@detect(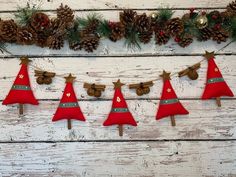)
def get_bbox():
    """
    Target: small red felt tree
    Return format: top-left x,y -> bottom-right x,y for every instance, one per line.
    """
2,56 -> 38,115
156,71 -> 189,126
103,79 -> 137,136
52,74 -> 85,129
202,51 -> 234,107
